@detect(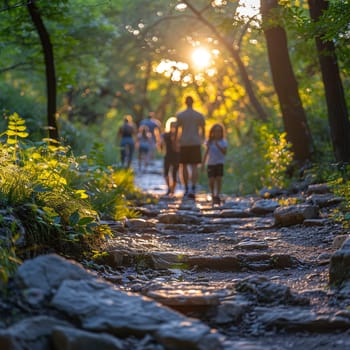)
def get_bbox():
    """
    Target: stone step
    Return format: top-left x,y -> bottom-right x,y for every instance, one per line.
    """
103,249 -> 300,272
